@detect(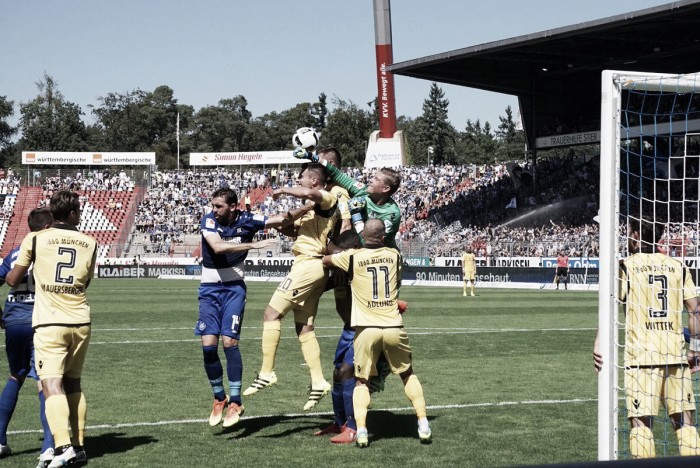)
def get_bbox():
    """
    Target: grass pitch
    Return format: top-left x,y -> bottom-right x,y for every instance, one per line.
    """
2,281 -> 600,467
